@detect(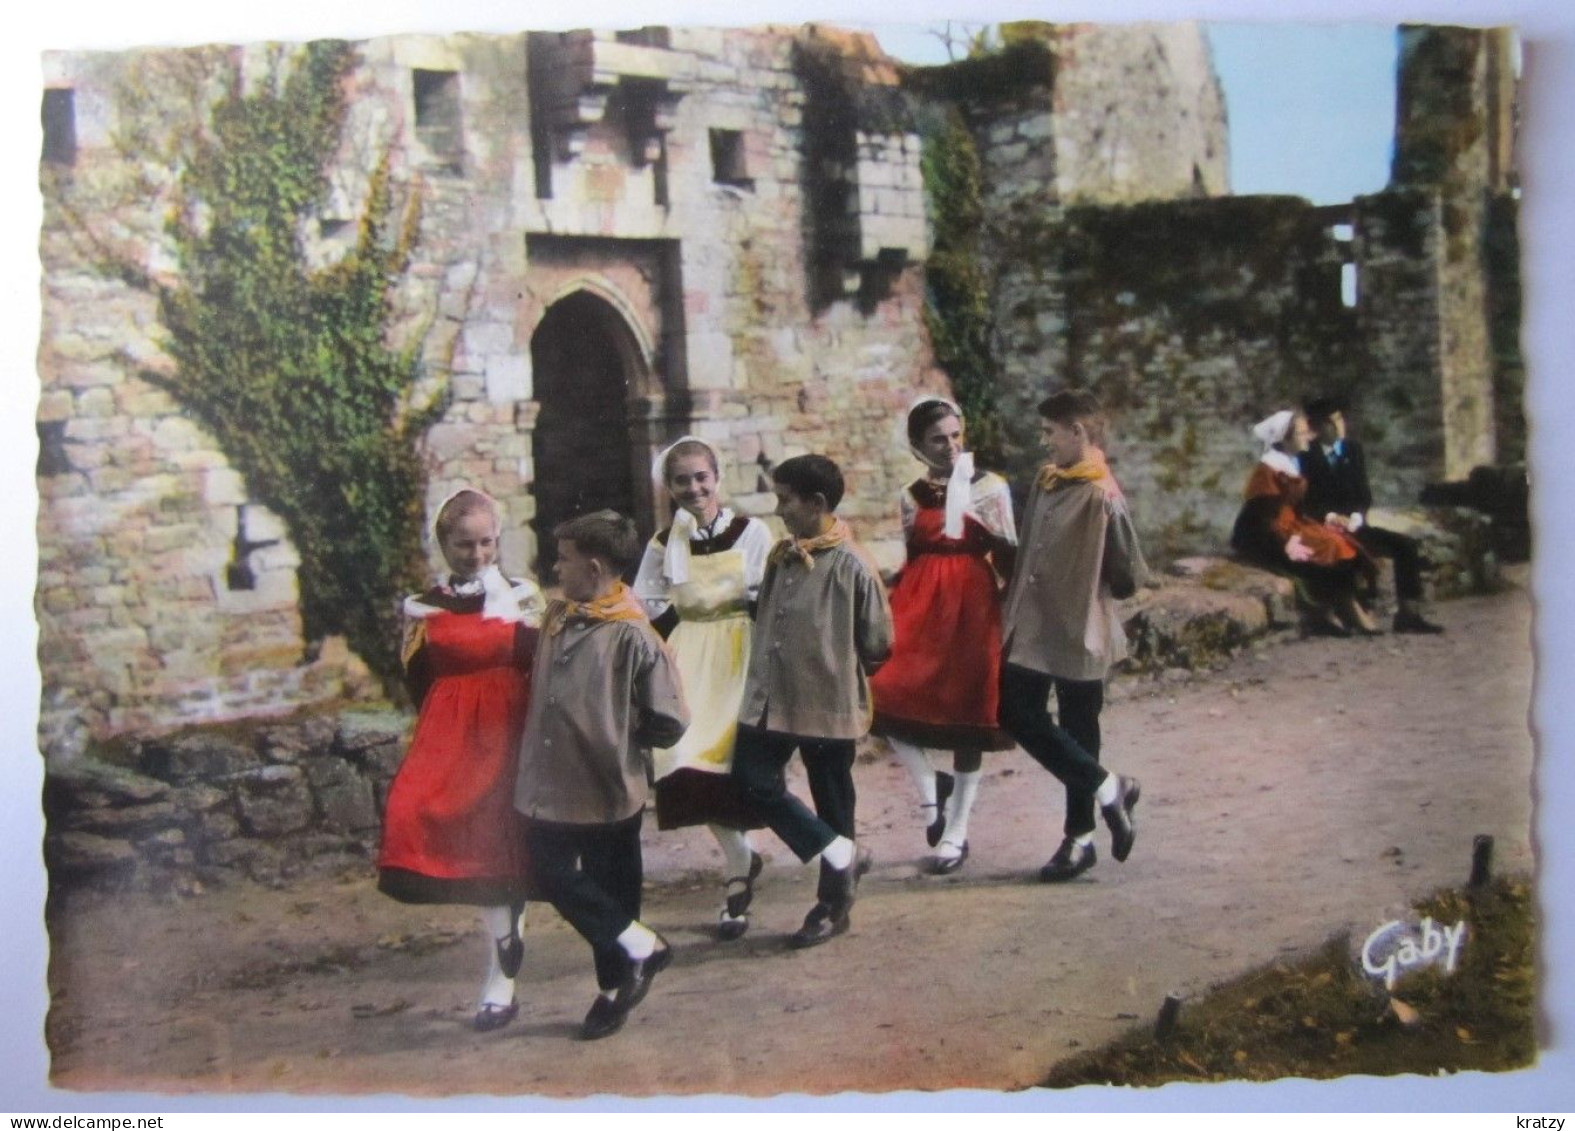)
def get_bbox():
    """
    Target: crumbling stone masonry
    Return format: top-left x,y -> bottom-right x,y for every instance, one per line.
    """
38,25 -> 937,758
35,21 -> 1520,764
923,23 -> 1521,560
